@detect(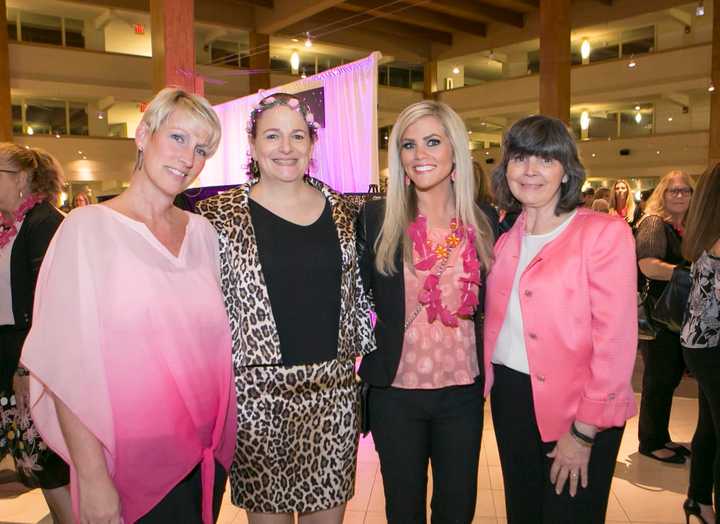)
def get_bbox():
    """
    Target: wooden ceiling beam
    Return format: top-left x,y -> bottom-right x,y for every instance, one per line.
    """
339,0 -> 486,37
422,0 -> 525,28
254,0 -> 347,34
284,7 -> 453,45
222,0 -> 273,7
